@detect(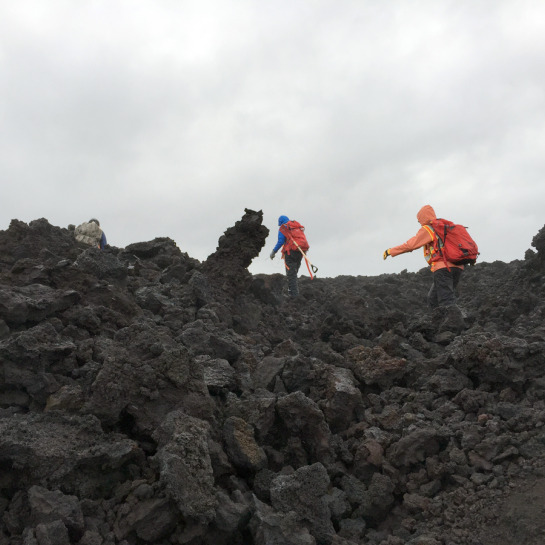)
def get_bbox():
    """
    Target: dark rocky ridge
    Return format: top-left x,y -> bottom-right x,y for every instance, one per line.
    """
1,209 -> 545,545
